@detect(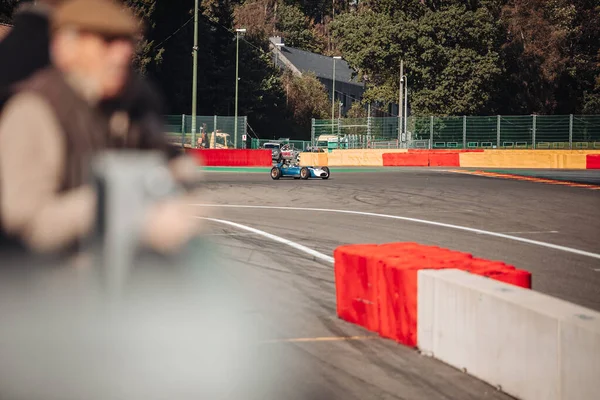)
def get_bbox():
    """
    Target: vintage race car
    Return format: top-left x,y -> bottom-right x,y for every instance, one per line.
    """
270,163 -> 330,180
278,143 -> 300,163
